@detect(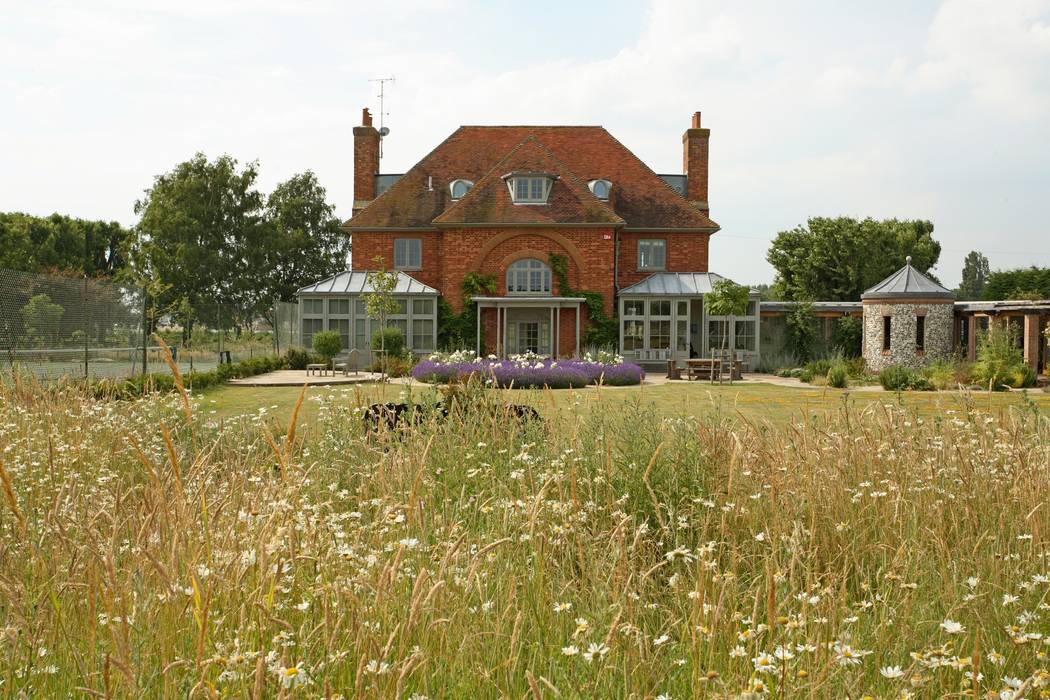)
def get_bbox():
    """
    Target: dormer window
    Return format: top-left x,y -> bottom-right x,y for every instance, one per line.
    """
504,173 -> 554,204
588,179 -> 611,200
450,179 -> 473,200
